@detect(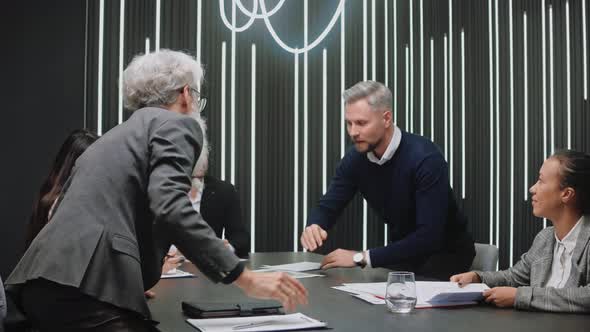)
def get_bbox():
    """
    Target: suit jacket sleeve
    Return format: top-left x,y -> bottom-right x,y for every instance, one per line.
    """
147,115 -> 240,283
476,229 -> 590,313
